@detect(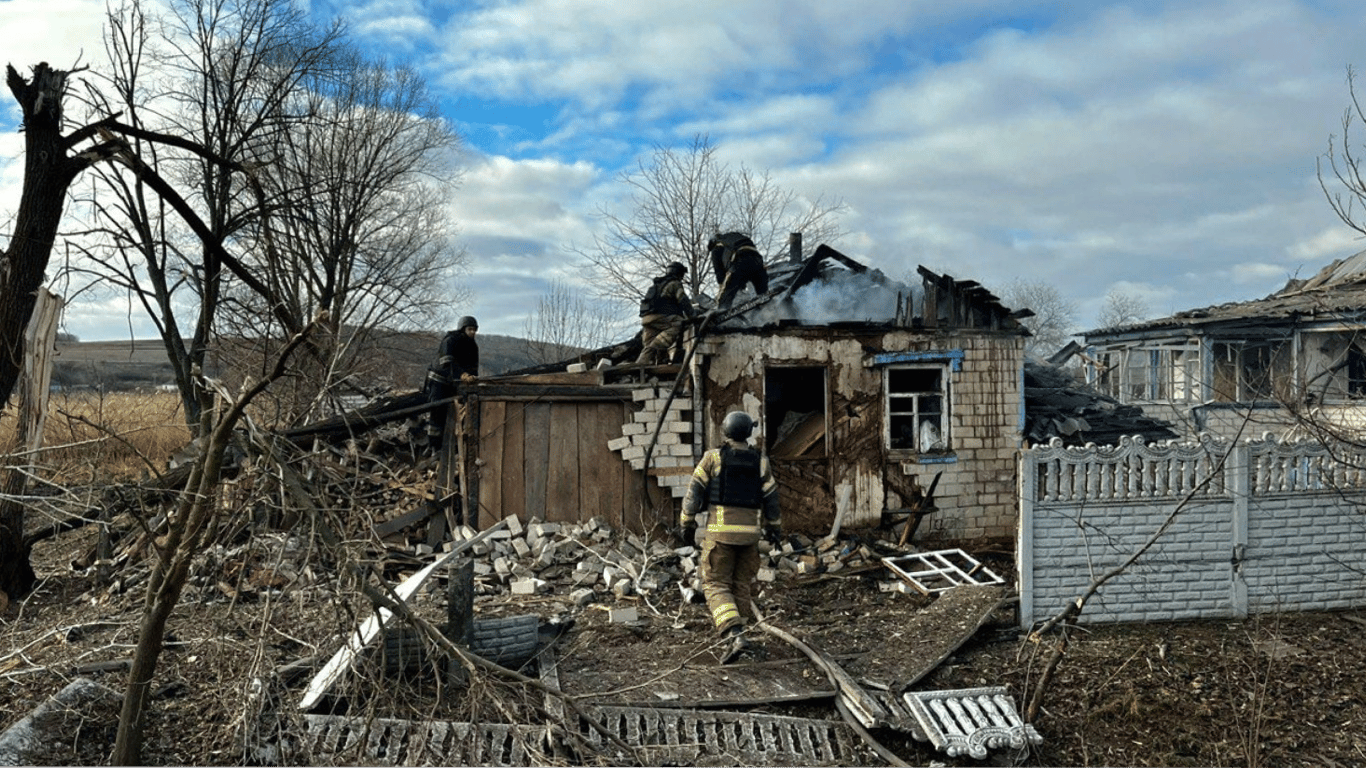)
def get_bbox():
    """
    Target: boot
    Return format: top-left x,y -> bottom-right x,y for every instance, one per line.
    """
718,625 -> 751,665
